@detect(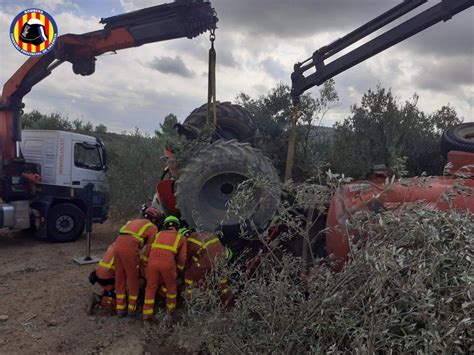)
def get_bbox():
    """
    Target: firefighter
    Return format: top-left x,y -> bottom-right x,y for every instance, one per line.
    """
114,207 -> 161,317
143,216 -> 187,320
88,242 -> 117,311
183,230 -> 234,307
